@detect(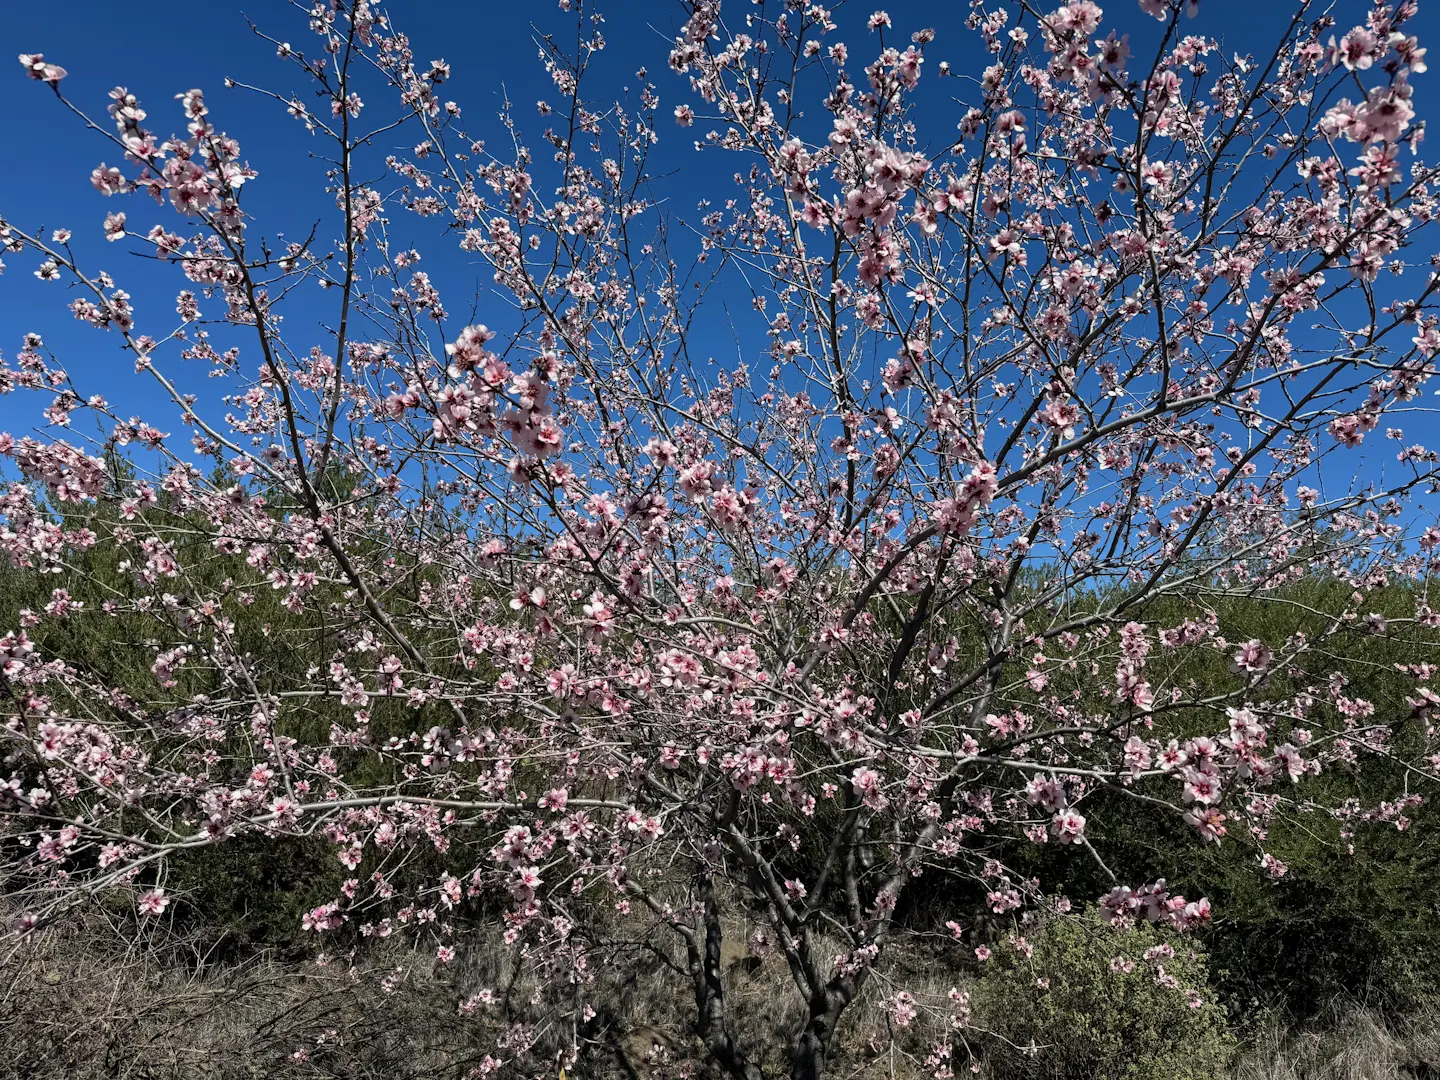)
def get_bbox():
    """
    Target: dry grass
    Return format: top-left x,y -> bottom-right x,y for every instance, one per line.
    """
1,909 -> 512,1080
1228,1002 -> 1440,1080
0,904 -> 967,1080
8,907 -> 1440,1080
552,912 -> 967,1079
